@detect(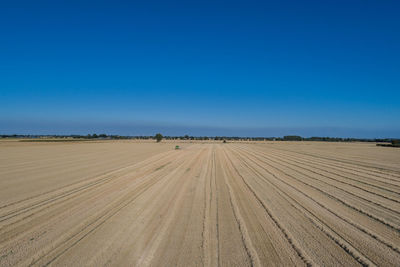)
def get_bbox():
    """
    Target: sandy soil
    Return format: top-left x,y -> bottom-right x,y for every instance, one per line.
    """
0,140 -> 399,266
